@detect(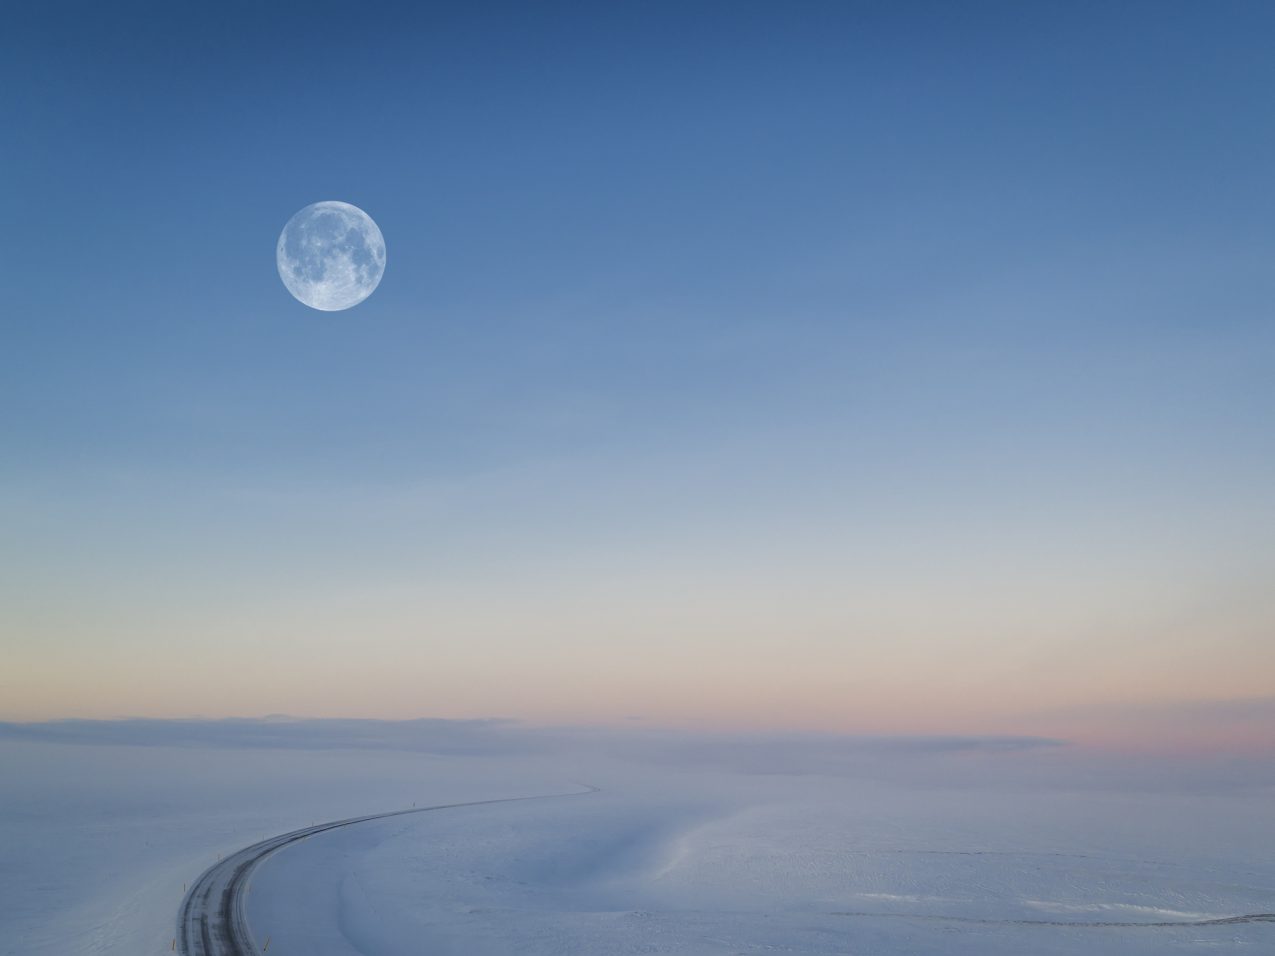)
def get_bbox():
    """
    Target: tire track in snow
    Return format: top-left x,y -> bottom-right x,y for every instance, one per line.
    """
176,784 -> 599,955
829,909 -> 1275,928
